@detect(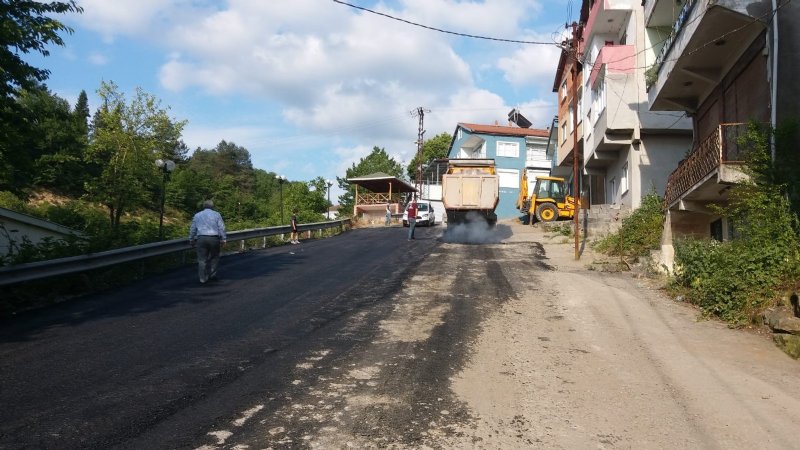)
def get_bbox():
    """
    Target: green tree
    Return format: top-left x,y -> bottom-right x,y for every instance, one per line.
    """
84,81 -> 186,231
0,1 -> 83,192
29,88 -> 91,195
406,132 -> 452,180
337,146 -> 403,217
73,89 -> 90,136
175,141 -> 255,215
285,177 -> 329,223
0,1 -> 82,104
